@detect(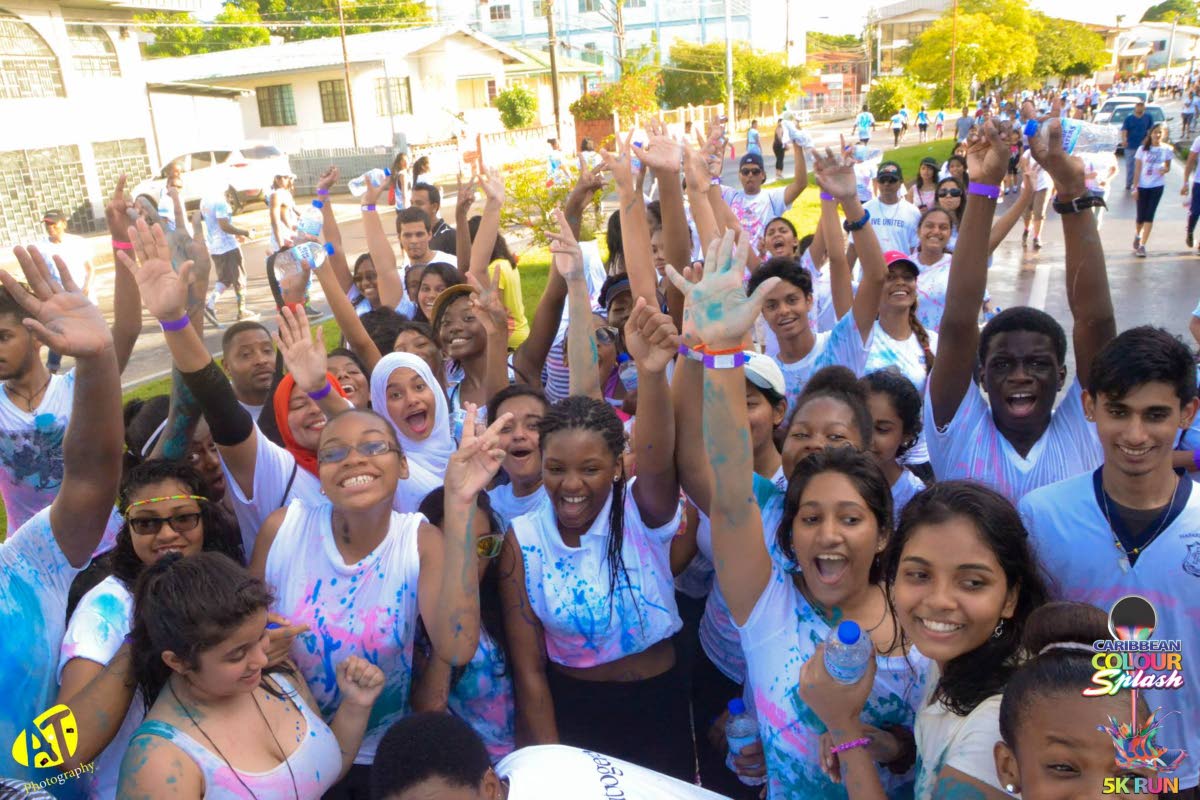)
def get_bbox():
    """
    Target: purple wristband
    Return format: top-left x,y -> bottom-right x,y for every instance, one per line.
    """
967,183 -> 1001,199
316,188 -> 330,196
159,314 -> 190,332
820,191 -> 836,201
1193,450 -> 1200,472
307,381 -> 333,401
